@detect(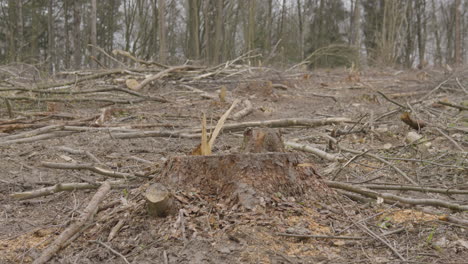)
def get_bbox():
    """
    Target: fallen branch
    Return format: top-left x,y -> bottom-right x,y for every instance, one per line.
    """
360,184 -> 468,195
0,131 -> 77,145
307,92 -> 338,102
285,141 -> 344,162
435,127 -> 464,152
339,146 -> 417,185
377,91 -> 408,109
4,96 -> 167,104
41,162 -> 138,179
180,84 -> 218,100
112,117 -> 352,139
455,77 -> 467,94
418,78 -> 450,102
1,124 -> 64,141
358,223 -> 406,261
437,100 -> 468,111
32,181 -> 111,264
276,233 -> 363,240
326,181 -> 468,211
36,69 -> 129,90
214,117 -> 353,133
134,65 -> 200,90
91,240 -> 130,264
10,180 -> 127,200
231,99 -> 253,120
56,146 -> 103,164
